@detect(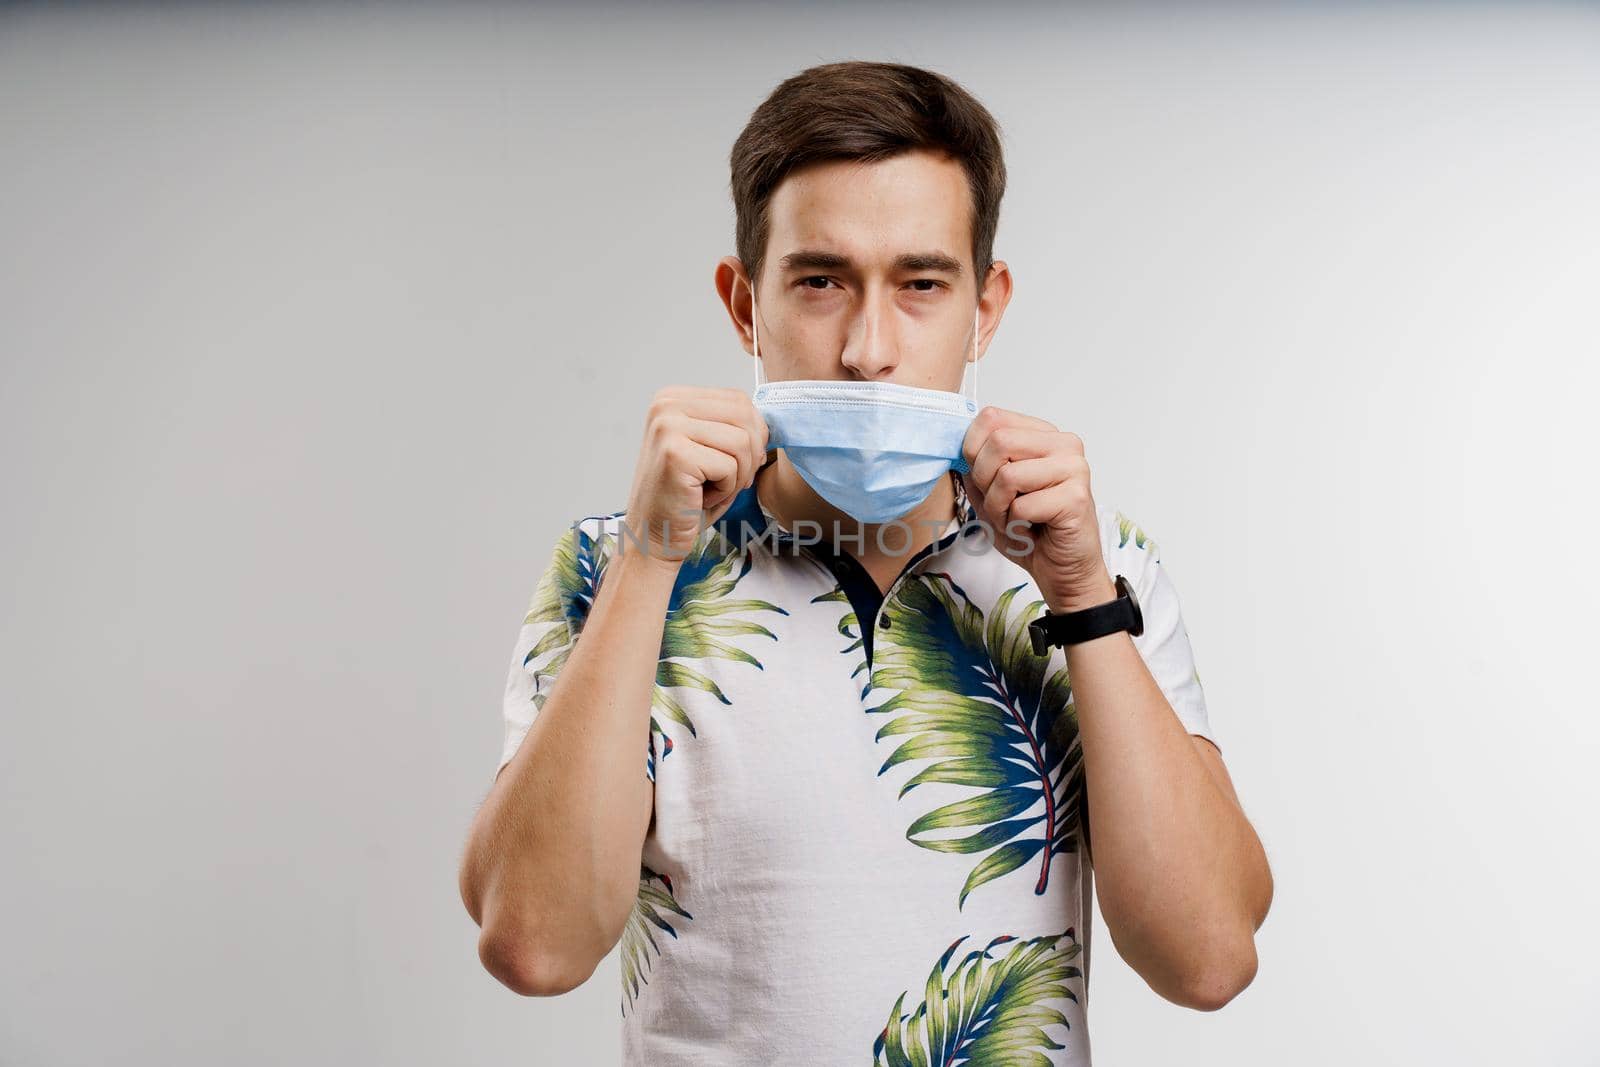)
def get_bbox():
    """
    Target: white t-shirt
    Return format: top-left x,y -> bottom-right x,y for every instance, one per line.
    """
497,467 -> 1216,1064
